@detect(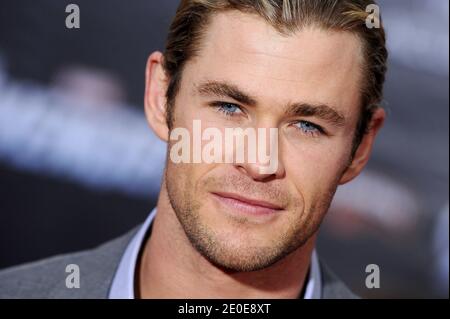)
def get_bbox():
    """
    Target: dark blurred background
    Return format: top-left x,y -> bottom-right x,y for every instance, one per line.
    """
0,0 -> 448,298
